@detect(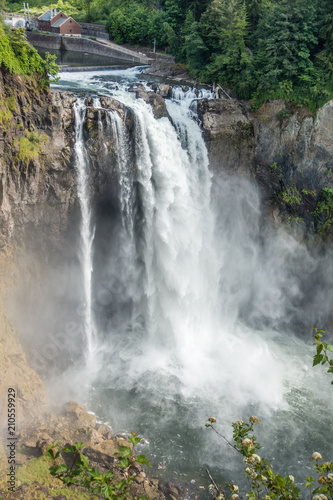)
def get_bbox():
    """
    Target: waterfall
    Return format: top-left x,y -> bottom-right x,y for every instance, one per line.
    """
105,110 -> 134,232
61,75 -> 333,492
129,91 -> 222,377
73,99 -> 96,357
88,87 -> 287,405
